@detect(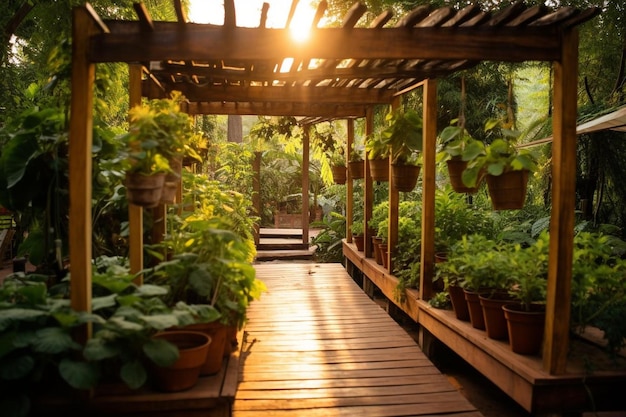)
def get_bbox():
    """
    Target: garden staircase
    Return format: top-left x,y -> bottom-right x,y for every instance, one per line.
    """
255,228 -> 317,262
